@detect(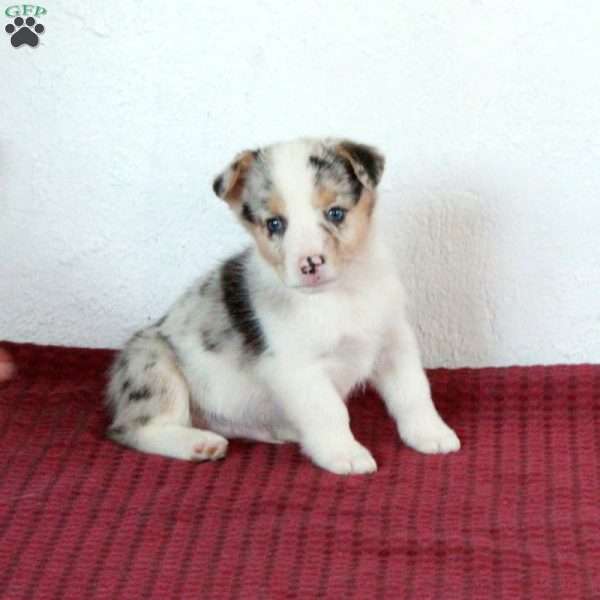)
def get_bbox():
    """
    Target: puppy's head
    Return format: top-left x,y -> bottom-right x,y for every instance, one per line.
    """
213,138 -> 385,291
